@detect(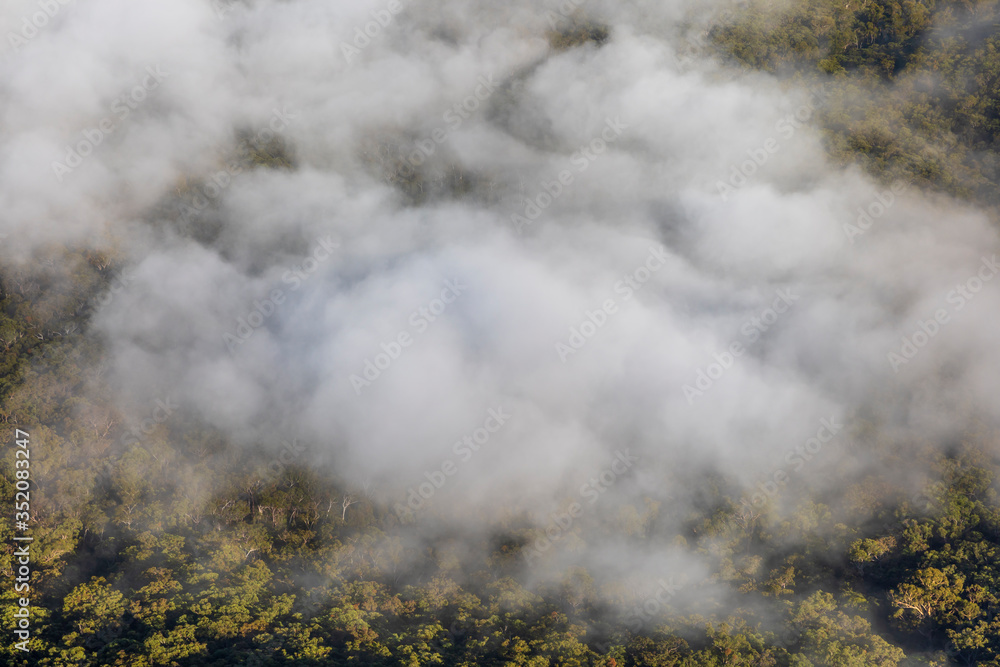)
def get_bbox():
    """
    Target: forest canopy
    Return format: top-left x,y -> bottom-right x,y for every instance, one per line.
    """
4,0 -> 1000,665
